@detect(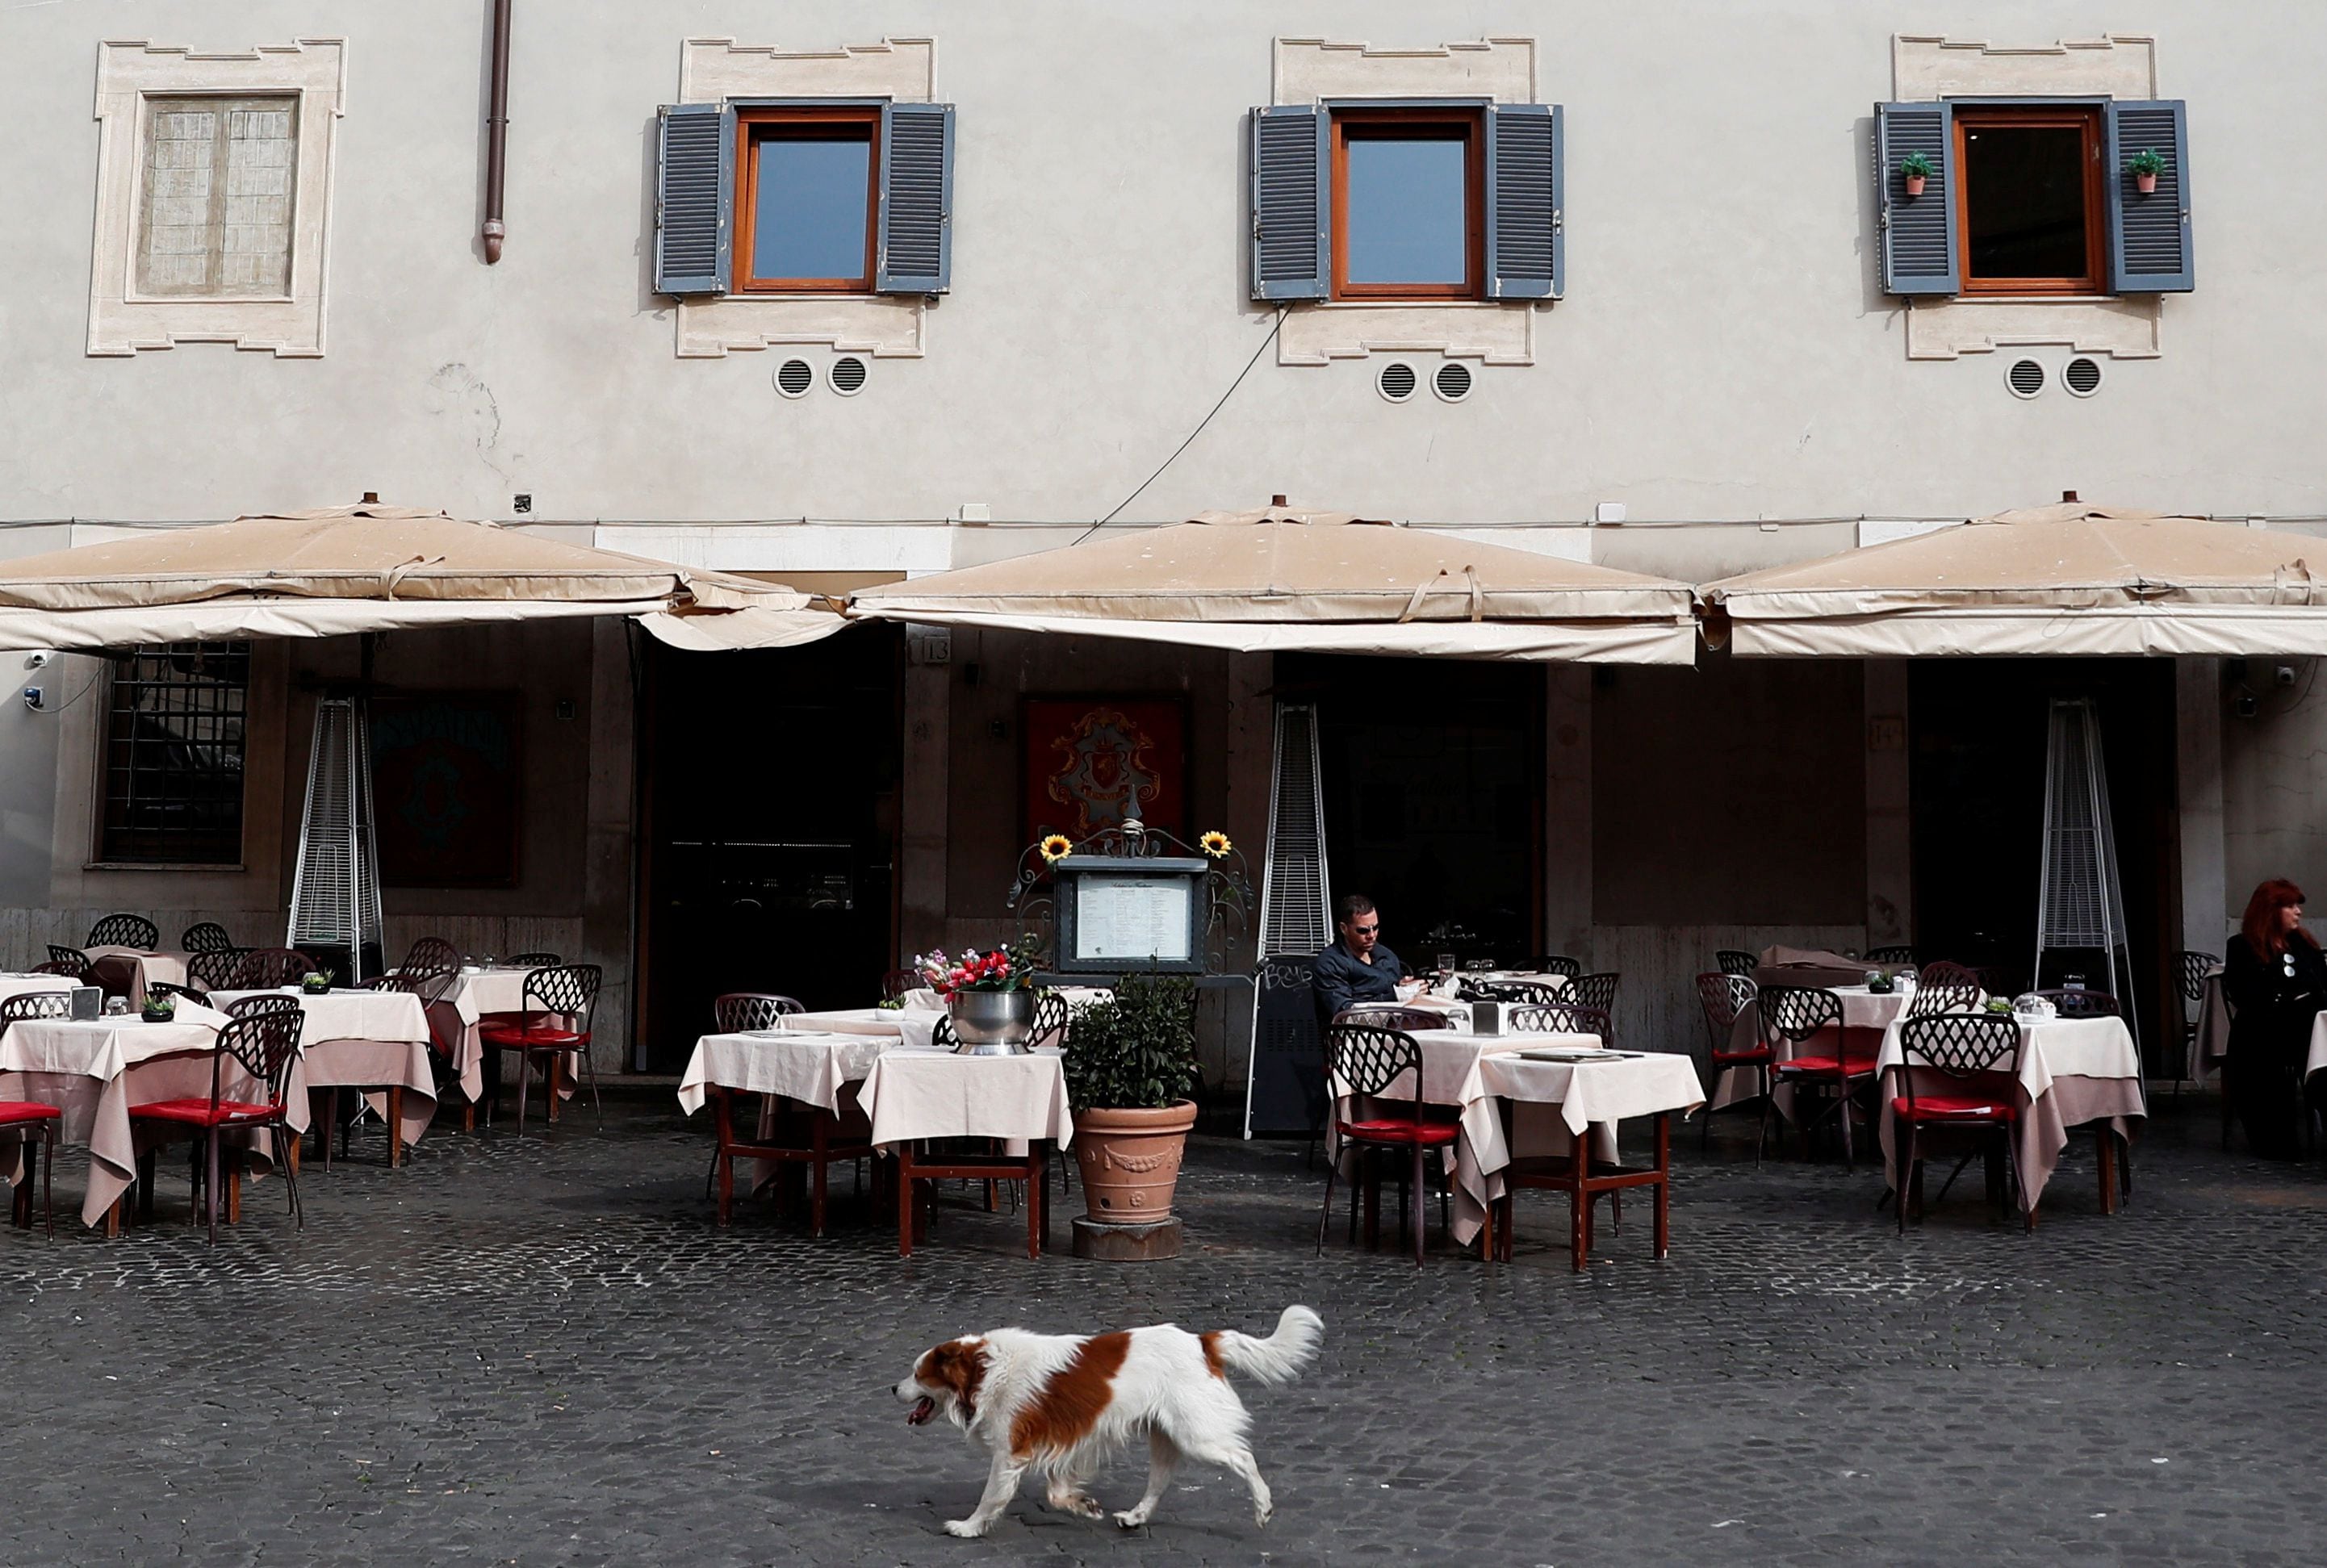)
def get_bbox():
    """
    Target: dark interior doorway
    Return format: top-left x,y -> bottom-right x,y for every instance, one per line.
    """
1279,654 -> 1542,968
636,625 -> 902,1072
1910,659 -> 2180,1068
